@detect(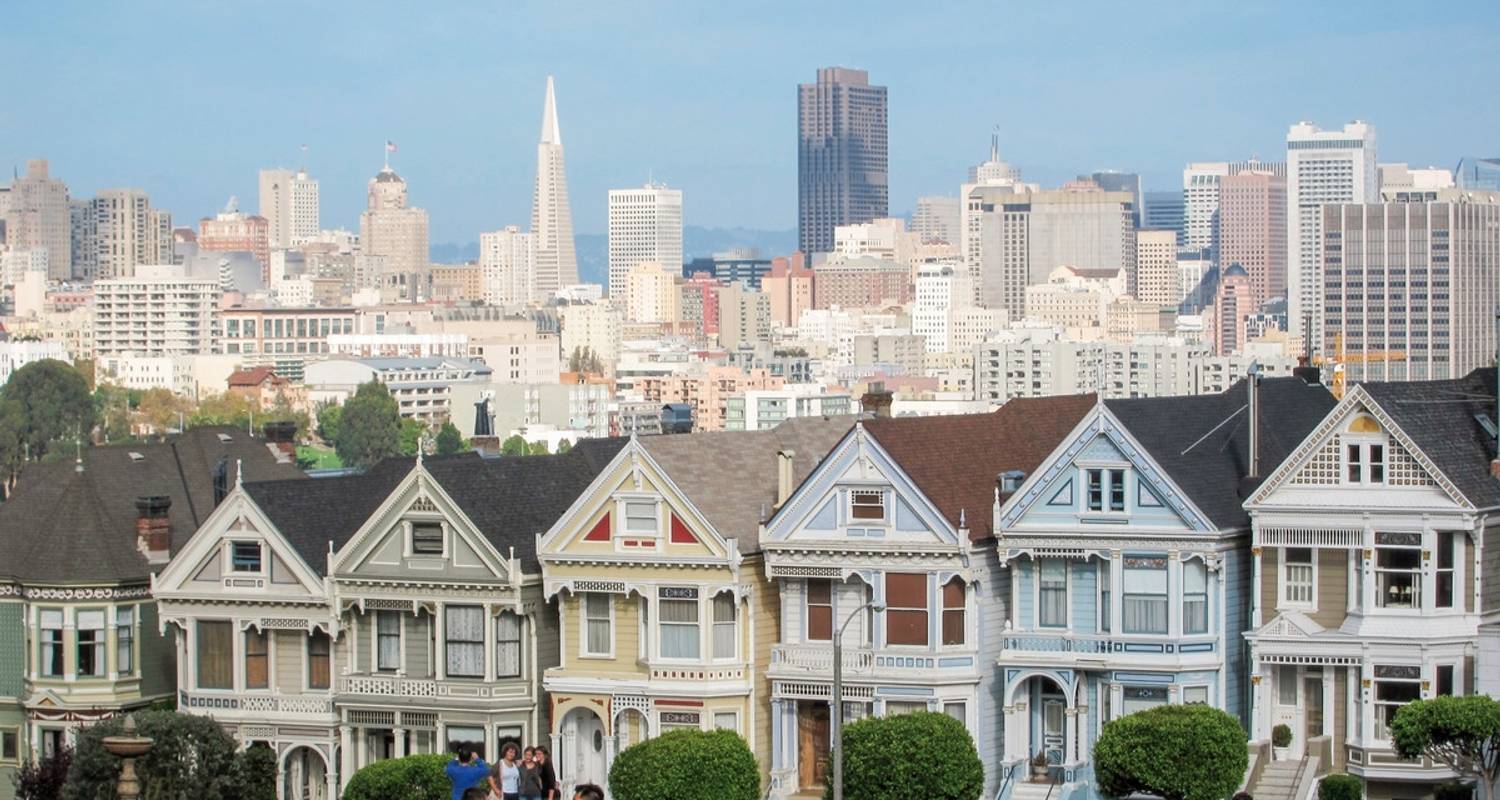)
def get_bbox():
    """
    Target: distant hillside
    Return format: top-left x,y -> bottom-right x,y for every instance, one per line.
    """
430,226 -> 796,285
